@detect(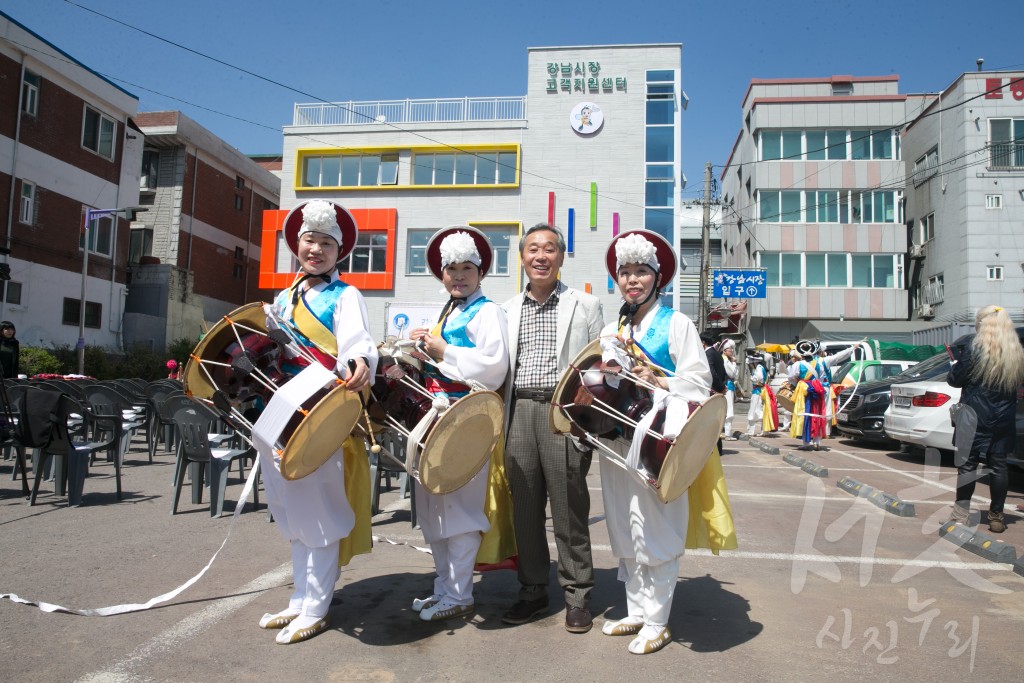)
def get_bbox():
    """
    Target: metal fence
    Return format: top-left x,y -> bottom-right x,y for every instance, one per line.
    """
293,97 -> 528,127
